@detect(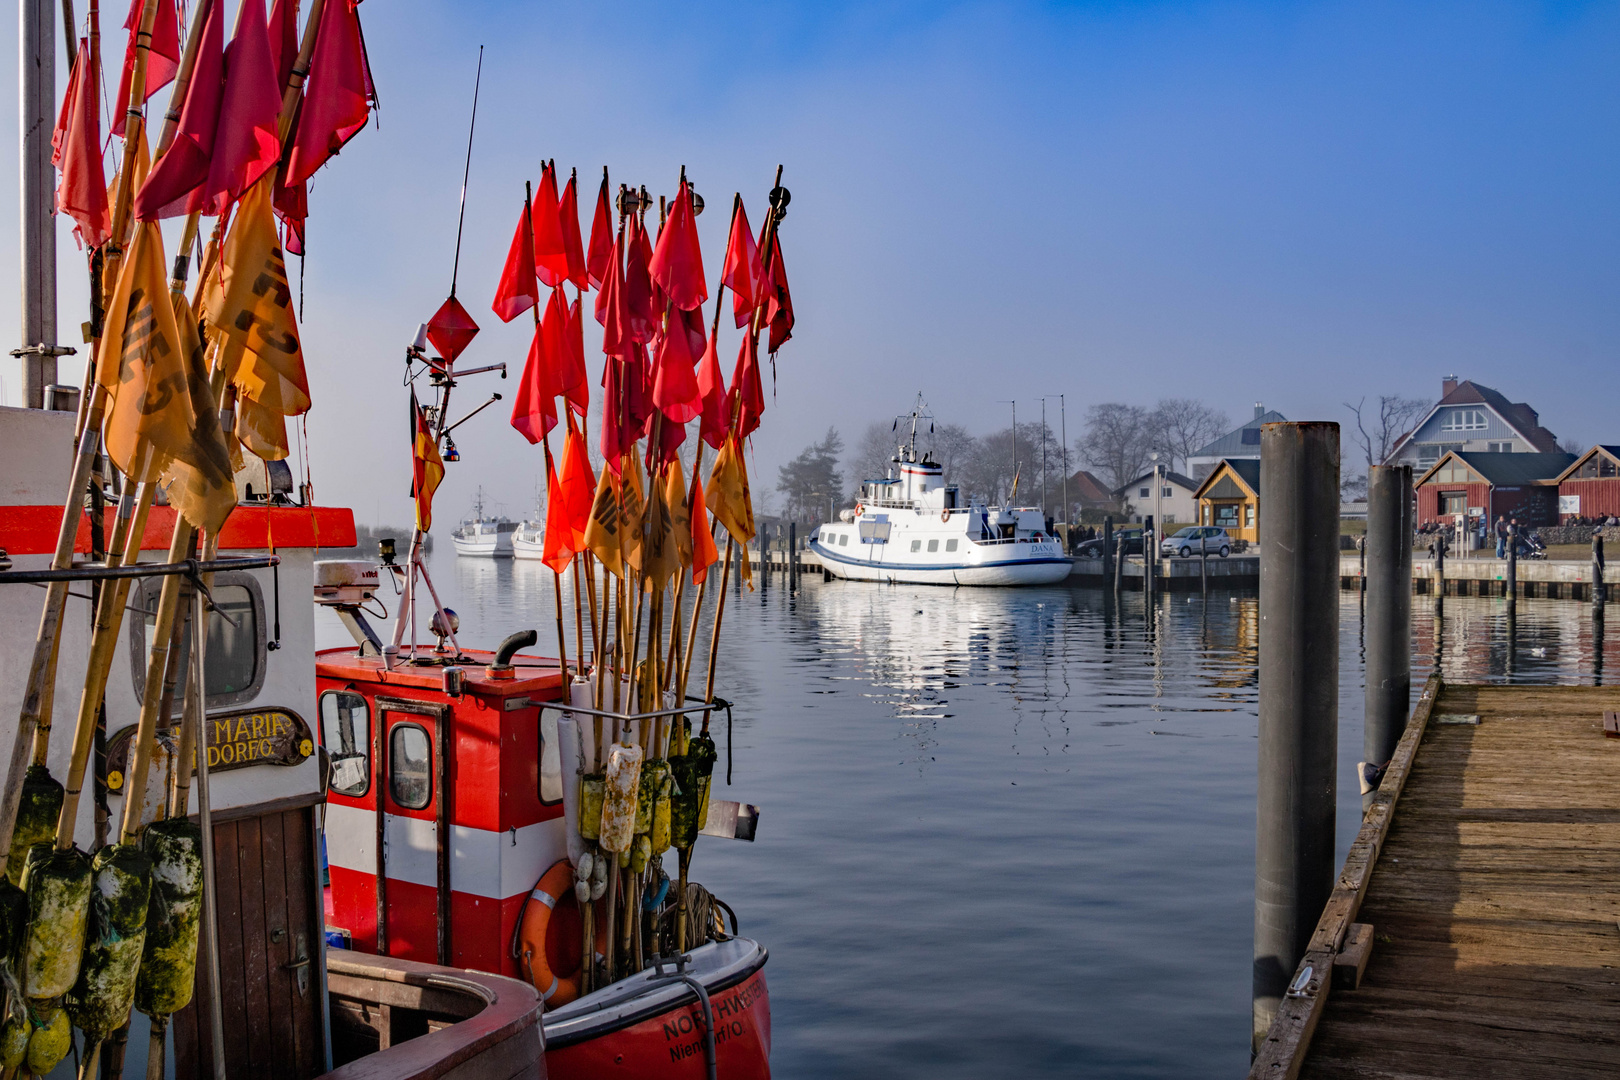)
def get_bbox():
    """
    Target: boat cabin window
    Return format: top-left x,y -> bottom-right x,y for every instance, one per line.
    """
320,691 -> 371,797
538,710 -> 562,805
946,539 -> 958,552
131,573 -> 265,713
839,533 -> 849,547
389,724 -> 433,810
927,539 -> 939,552
859,521 -> 891,544
910,540 -> 922,552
